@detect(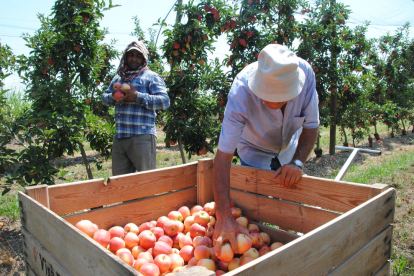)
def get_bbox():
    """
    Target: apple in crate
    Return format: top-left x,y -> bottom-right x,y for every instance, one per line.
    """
139,262 -> 160,276
75,220 -> 97,237
93,229 -> 110,248
108,226 -> 125,239
154,254 -> 171,274
133,257 -> 149,271
217,243 -> 234,263
124,222 -> 139,234
197,258 -> 216,271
